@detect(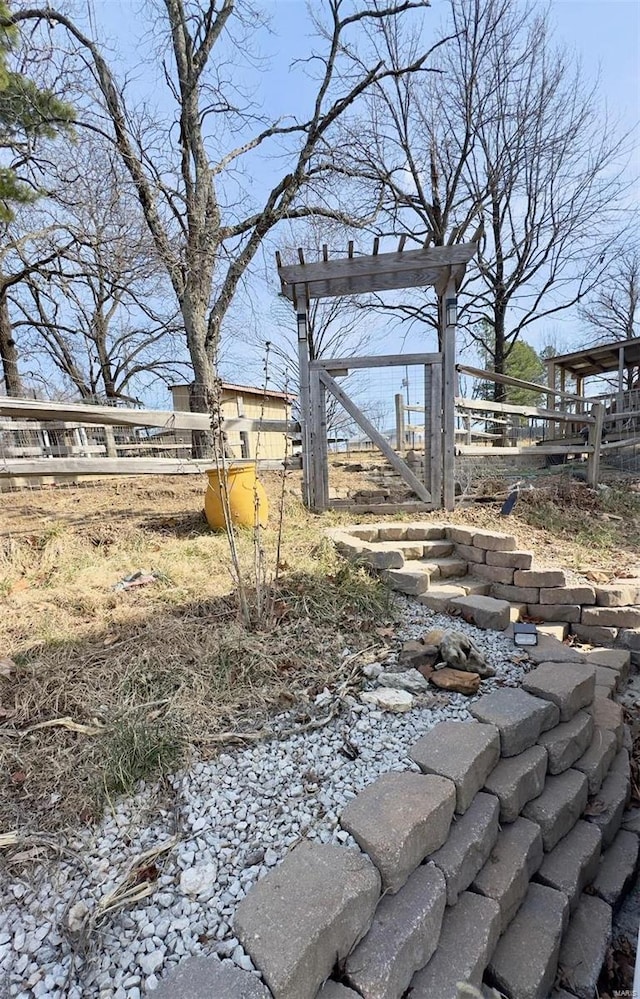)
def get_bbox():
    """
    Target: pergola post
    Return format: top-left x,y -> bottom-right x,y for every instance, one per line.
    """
442,278 -> 457,512
296,303 -> 313,508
